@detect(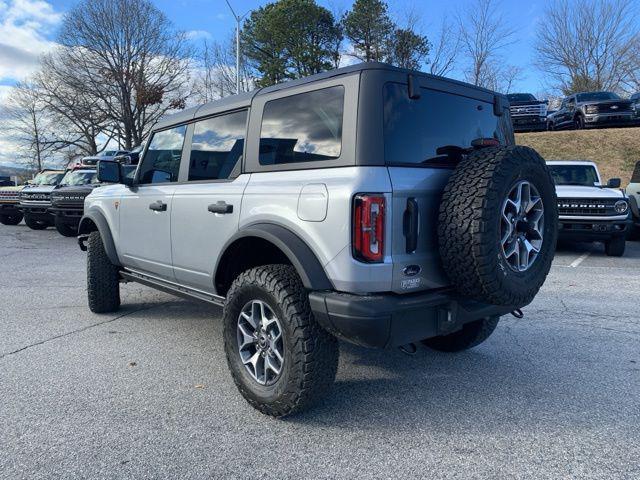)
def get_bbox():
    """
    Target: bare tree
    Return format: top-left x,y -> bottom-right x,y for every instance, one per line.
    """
458,0 -> 516,88
429,16 -> 461,77
57,0 -> 191,149
193,37 -> 253,102
34,53 -> 110,155
2,82 -> 55,171
535,0 -> 638,95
